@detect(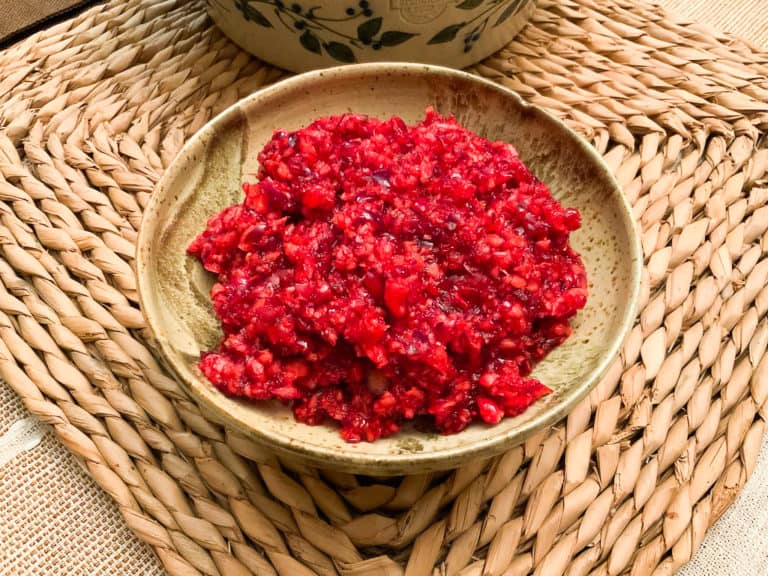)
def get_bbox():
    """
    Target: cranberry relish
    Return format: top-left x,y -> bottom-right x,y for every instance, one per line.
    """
188,109 -> 587,443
